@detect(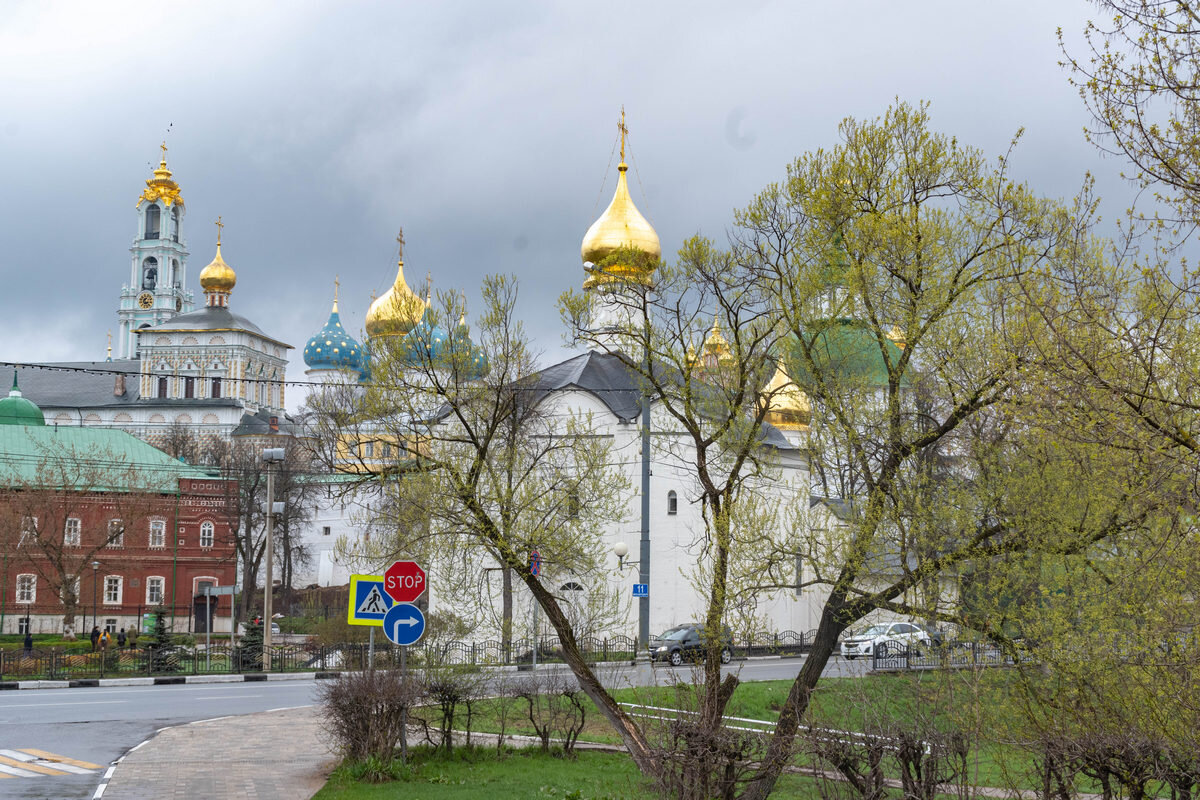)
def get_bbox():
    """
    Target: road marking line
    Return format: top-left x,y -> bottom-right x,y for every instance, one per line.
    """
0,763 -> 42,778
13,748 -> 103,769
104,766 -> 115,779
0,755 -> 71,775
